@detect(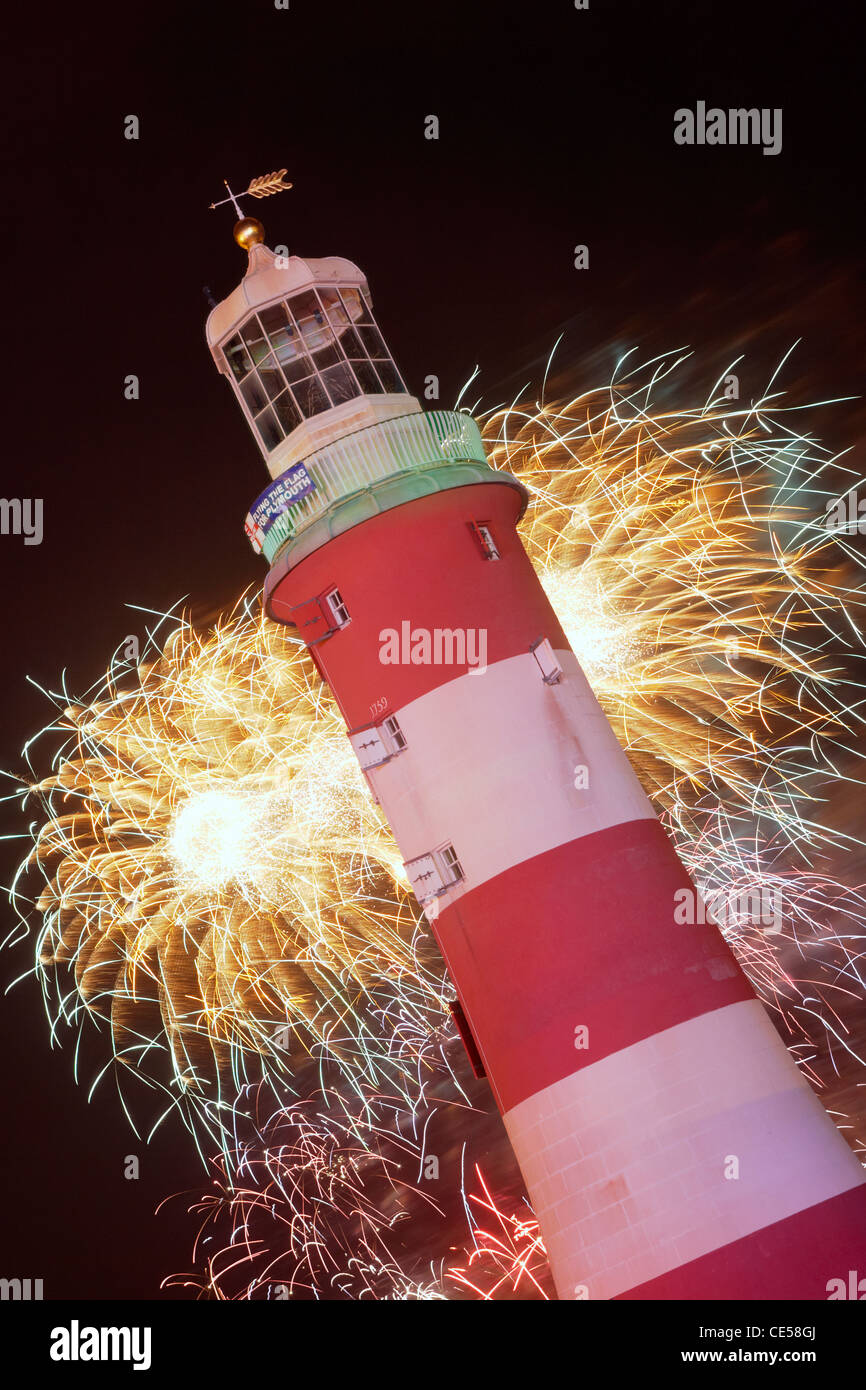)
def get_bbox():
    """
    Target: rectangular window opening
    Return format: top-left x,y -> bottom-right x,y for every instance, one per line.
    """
383,715 -> 407,751
530,636 -> 563,685
448,998 -> 486,1079
440,844 -> 464,884
469,521 -> 500,560
325,588 -> 350,628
